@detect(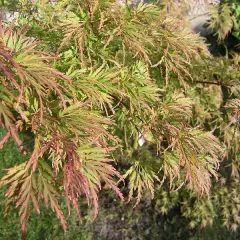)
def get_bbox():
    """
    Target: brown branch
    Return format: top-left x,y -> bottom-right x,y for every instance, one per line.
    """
195,80 -> 233,87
